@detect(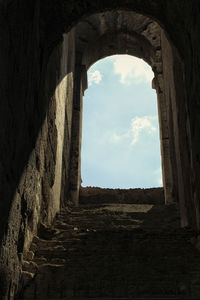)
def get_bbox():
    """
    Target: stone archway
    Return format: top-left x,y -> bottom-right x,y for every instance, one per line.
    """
67,10 -> 189,228
37,1 -> 197,233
